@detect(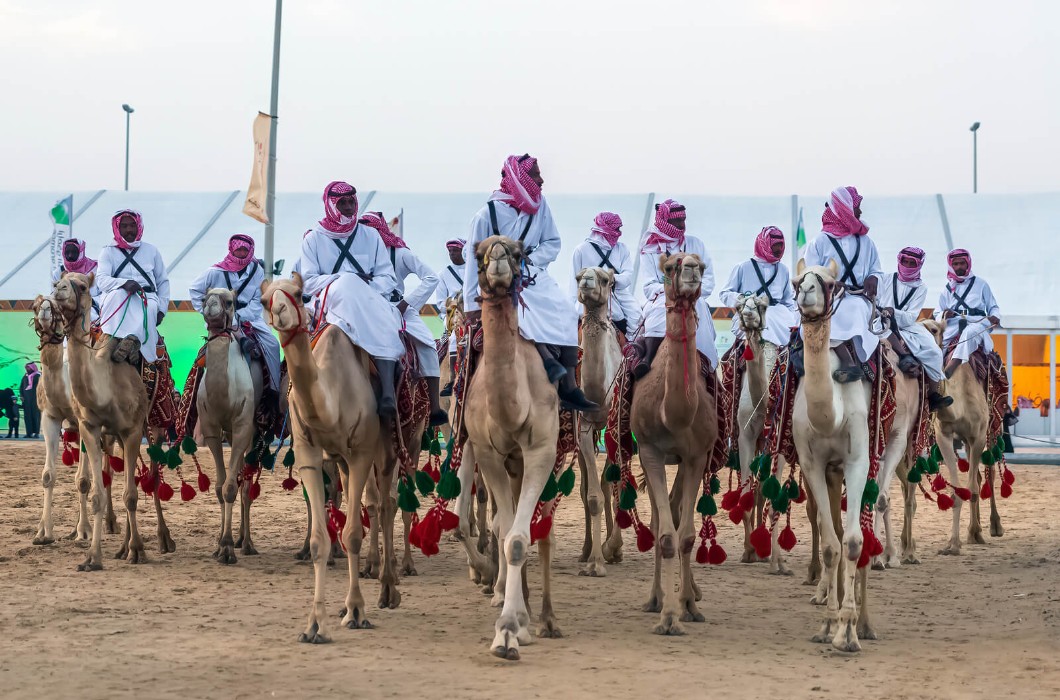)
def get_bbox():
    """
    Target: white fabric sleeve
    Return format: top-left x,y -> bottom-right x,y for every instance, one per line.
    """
401,251 -> 440,311
154,247 -> 171,316
717,263 -> 743,308
982,281 -> 1001,320
528,206 -> 561,268
368,236 -> 399,297
94,249 -> 125,294
188,268 -> 211,312
300,235 -> 339,298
